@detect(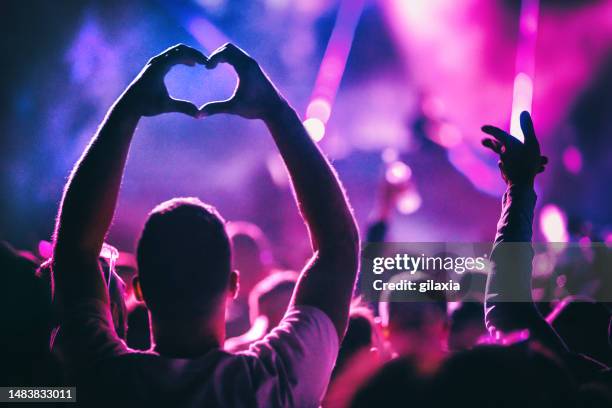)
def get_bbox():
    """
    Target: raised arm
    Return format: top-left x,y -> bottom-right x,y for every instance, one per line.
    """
481,111 -> 566,354
366,170 -> 410,243
201,44 -> 360,339
53,44 -> 206,307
